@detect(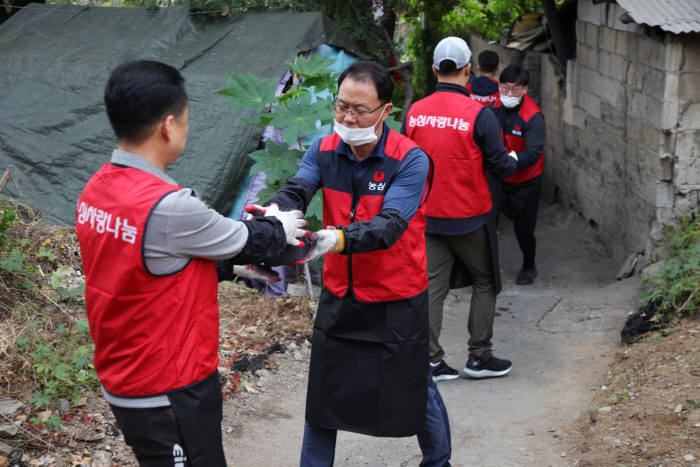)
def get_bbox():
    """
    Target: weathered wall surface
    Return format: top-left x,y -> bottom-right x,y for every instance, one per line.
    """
468,3 -> 699,265
558,1 -> 699,263
666,34 -> 700,241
